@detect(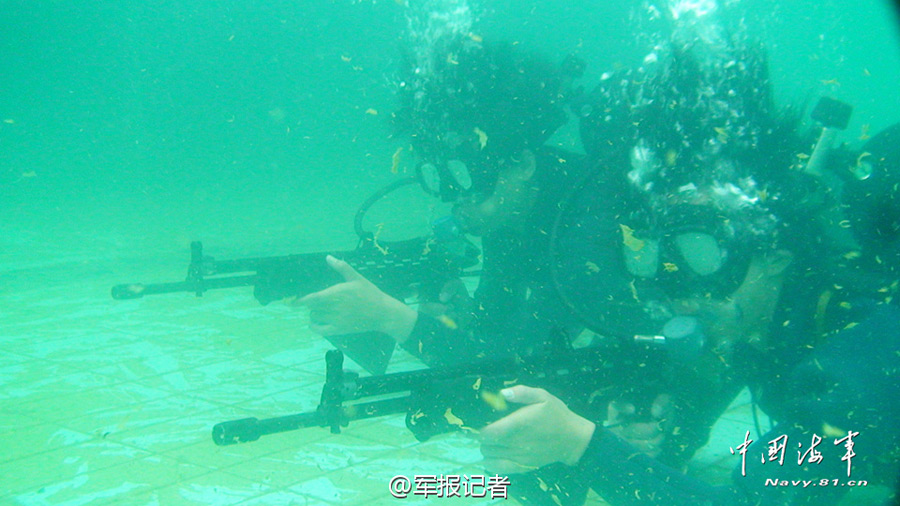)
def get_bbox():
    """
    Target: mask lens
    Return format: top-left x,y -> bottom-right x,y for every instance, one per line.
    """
674,232 -> 724,276
623,238 -> 660,278
446,160 -> 473,191
417,163 -> 442,196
